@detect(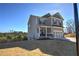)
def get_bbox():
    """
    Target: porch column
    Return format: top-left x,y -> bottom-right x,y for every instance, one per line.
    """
46,26 -> 47,37
39,27 -> 40,37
